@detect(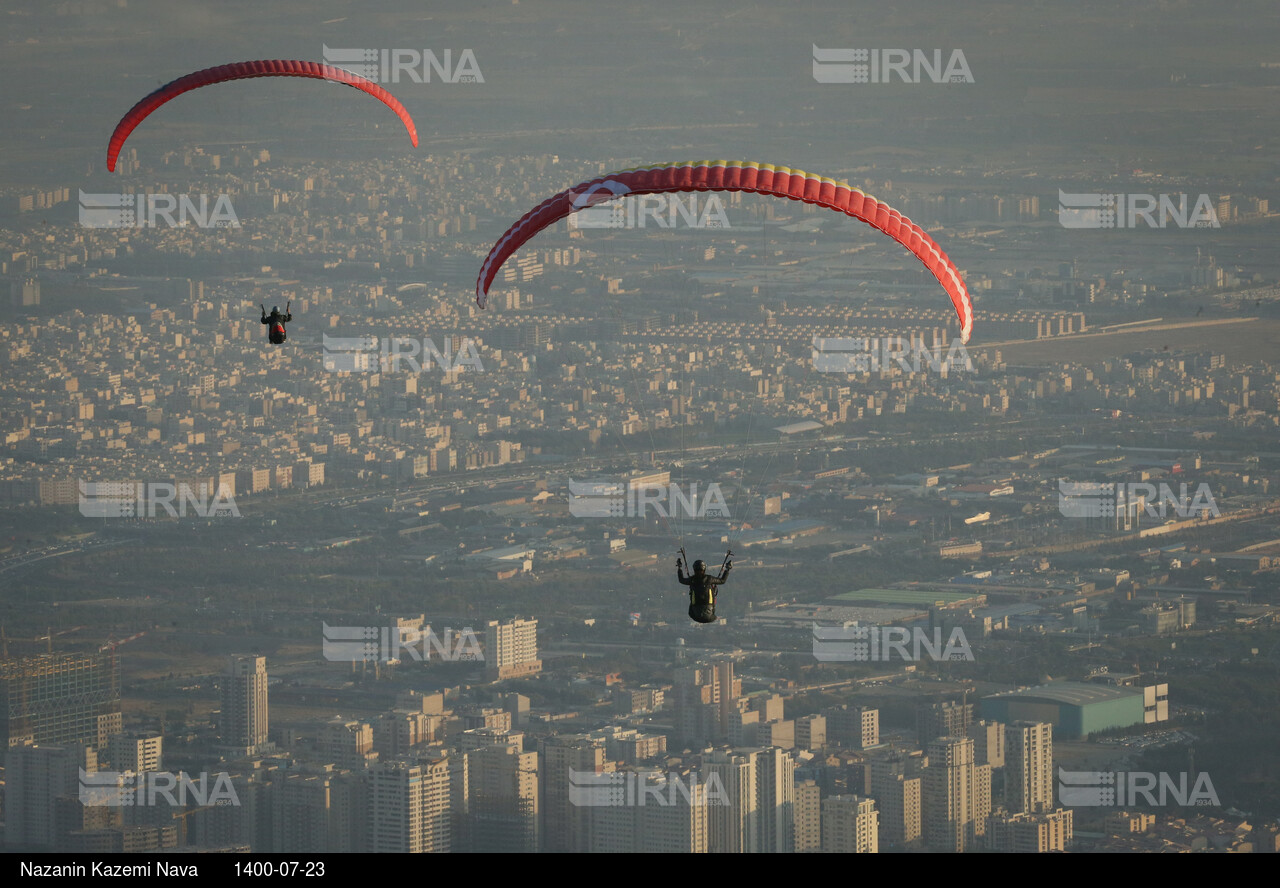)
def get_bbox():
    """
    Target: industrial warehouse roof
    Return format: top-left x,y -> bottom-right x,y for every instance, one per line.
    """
984,680 -> 1141,706
832,588 -> 985,606
774,420 -> 825,435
